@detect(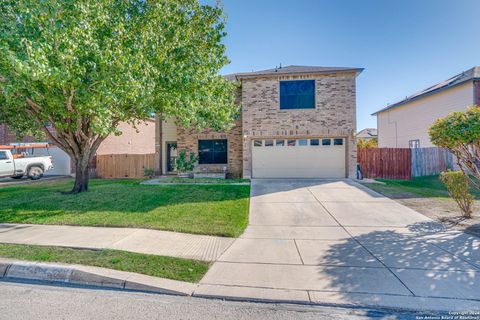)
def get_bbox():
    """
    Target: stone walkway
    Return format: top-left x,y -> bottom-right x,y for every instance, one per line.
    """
0,224 -> 234,261
195,179 -> 480,312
